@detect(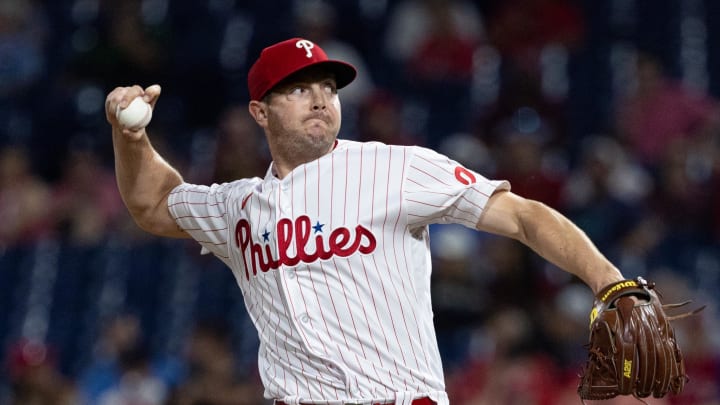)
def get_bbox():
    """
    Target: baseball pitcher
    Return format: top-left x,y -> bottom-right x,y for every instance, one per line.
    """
105,38 -> 697,404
